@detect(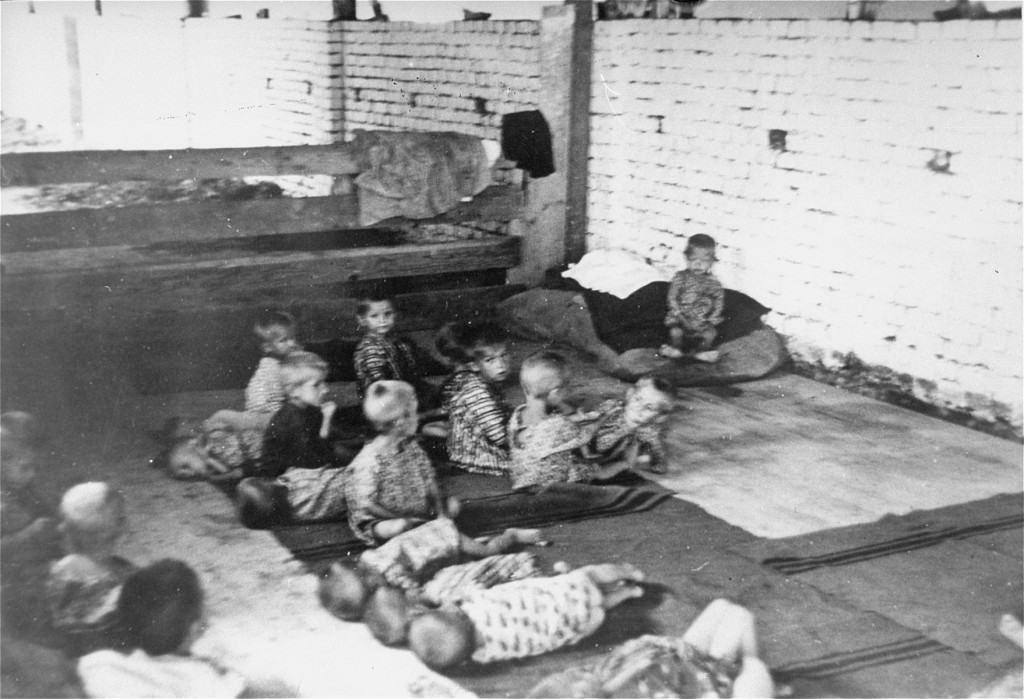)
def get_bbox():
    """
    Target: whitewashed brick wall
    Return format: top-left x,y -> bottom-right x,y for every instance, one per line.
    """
337,20 -> 541,141
589,19 -> 1023,426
